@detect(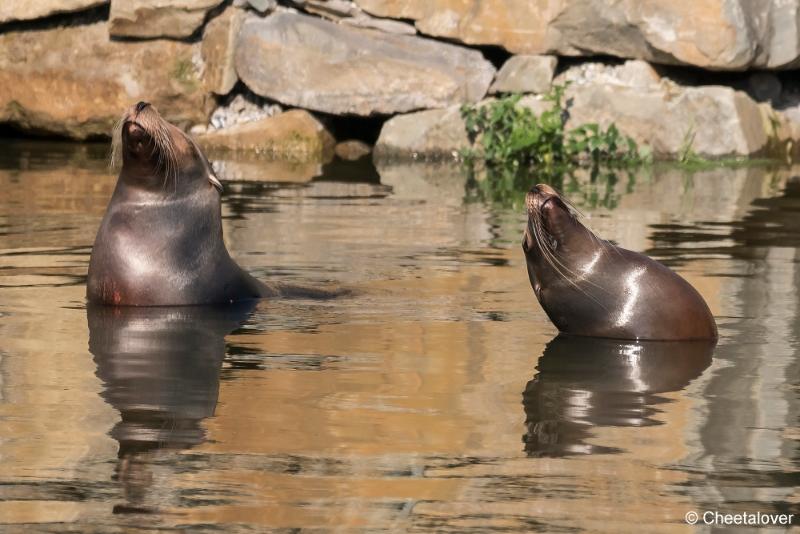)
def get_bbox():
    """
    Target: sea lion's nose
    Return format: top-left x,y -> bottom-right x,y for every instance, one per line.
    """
536,183 -> 557,195
135,101 -> 150,113
125,121 -> 145,141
